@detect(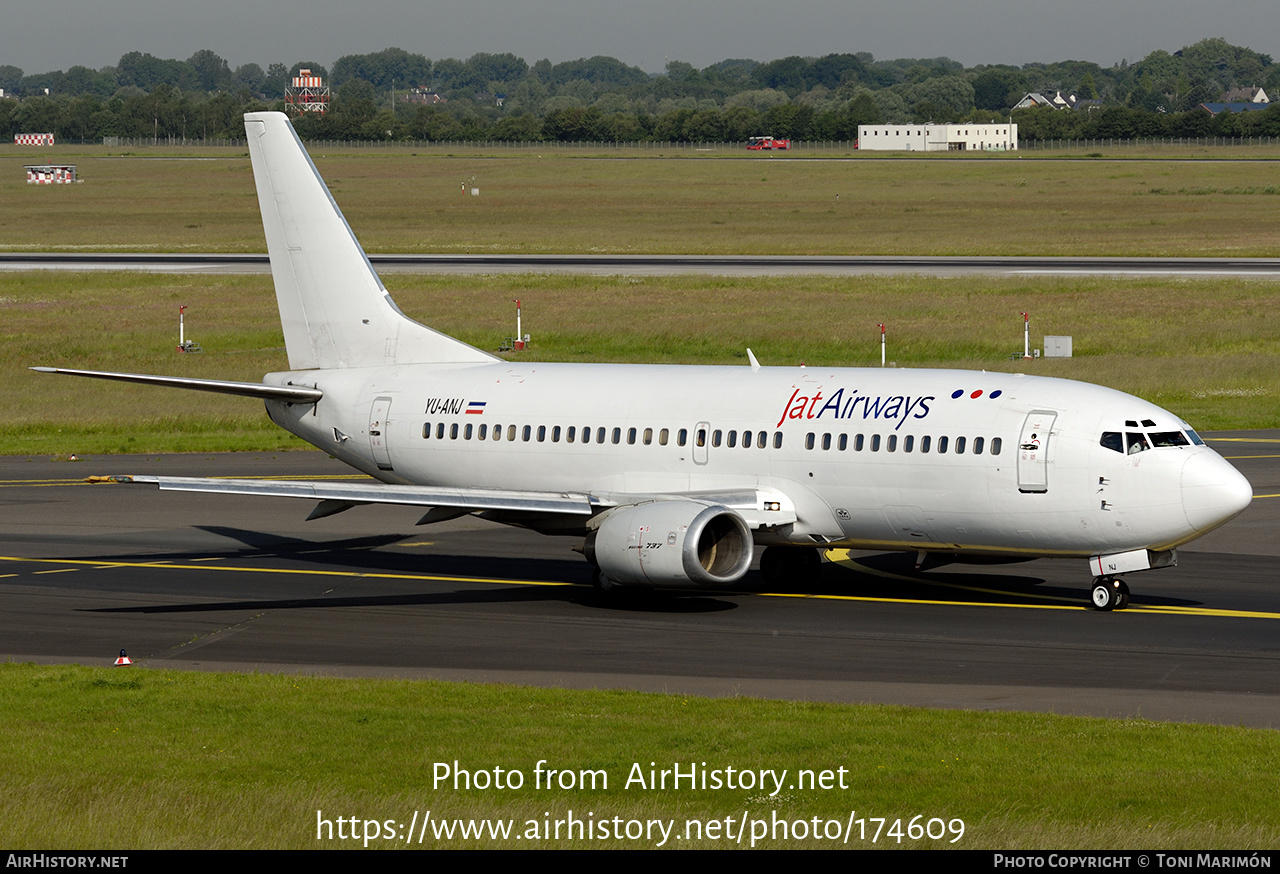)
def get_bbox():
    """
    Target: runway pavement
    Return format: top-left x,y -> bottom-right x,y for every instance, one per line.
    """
2,434 -> 1278,728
